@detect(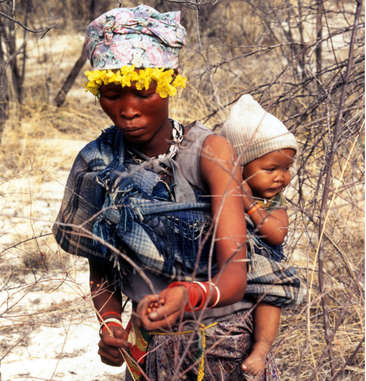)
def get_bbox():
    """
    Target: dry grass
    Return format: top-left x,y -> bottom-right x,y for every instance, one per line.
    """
0,0 -> 364,380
